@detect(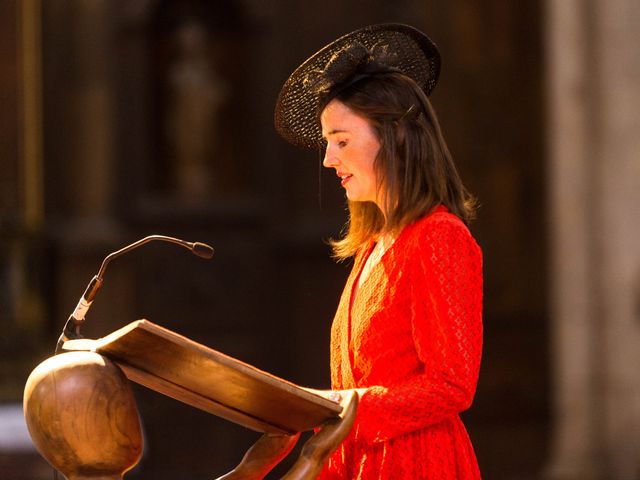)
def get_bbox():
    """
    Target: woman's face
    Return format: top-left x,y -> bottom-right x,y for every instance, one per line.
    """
321,99 -> 382,207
